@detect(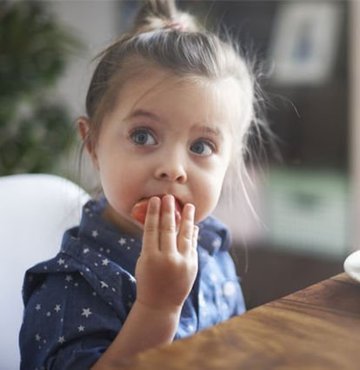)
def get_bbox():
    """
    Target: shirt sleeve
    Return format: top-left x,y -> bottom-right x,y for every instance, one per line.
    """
20,270 -> 126,370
